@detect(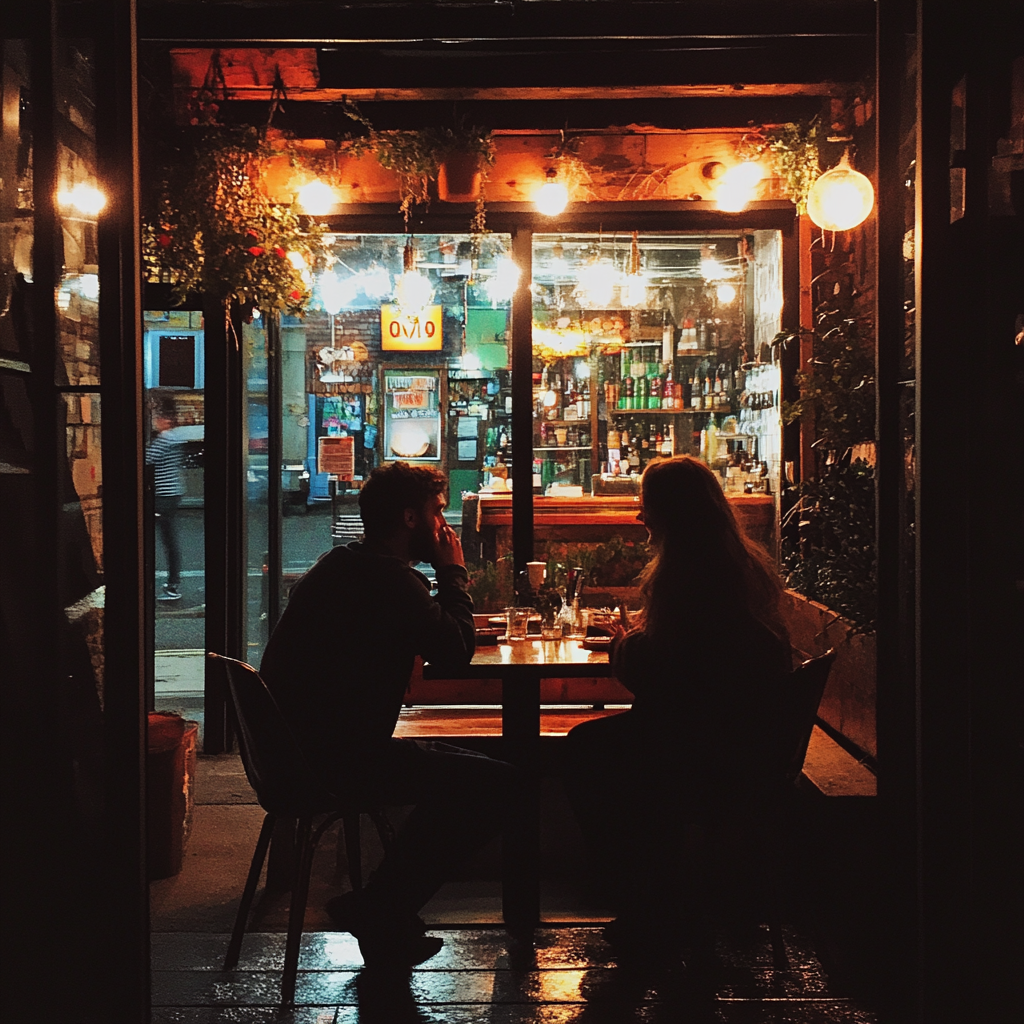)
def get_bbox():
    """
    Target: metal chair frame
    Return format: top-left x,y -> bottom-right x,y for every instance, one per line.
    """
208,653 -> 393,1004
